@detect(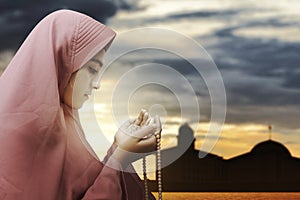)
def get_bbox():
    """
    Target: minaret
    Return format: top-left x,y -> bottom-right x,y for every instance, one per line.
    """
268,124 -> 272,140
178,123 -> 195,151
